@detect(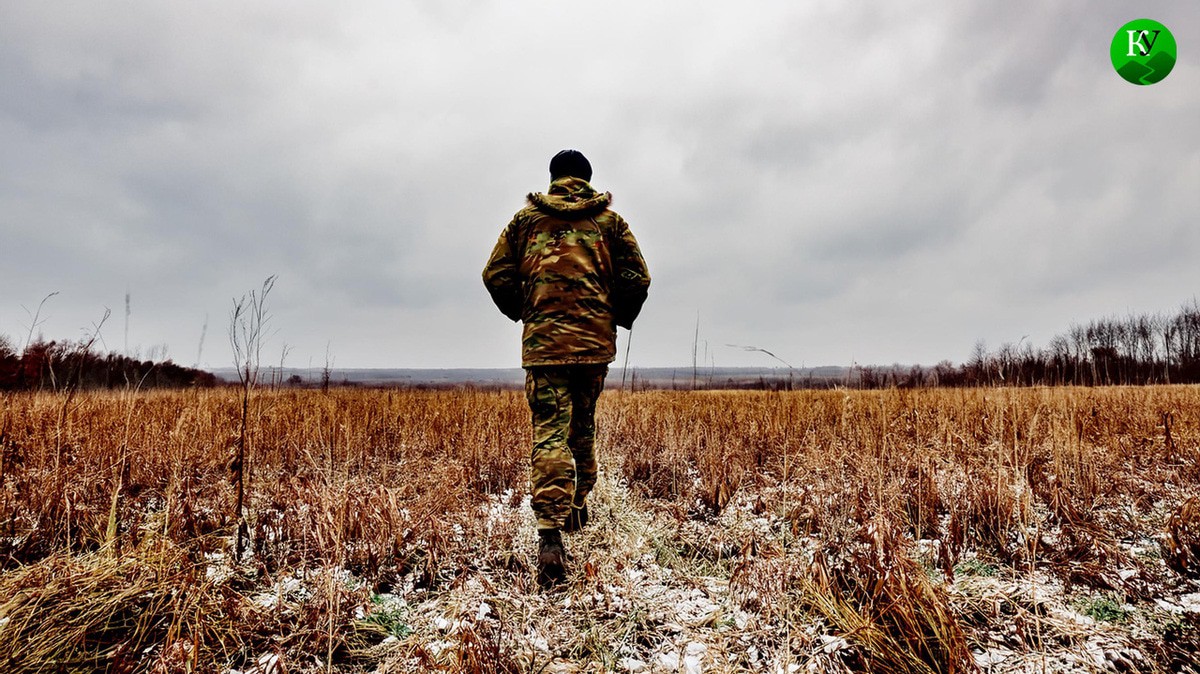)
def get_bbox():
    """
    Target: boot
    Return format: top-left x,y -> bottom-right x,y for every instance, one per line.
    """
537,528 -> 568,587
563,503 -> 589,533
